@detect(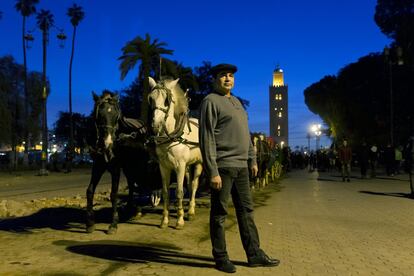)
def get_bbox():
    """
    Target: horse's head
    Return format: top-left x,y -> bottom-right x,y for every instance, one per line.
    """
148,77 -> 187,135
92,91 -> 121,161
